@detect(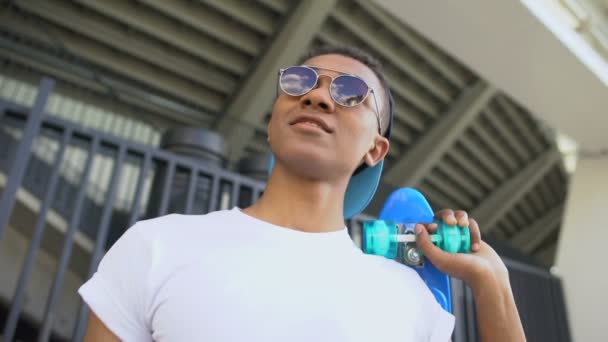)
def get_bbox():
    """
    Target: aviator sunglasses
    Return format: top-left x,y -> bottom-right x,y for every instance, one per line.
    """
278,65 -> 382,135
